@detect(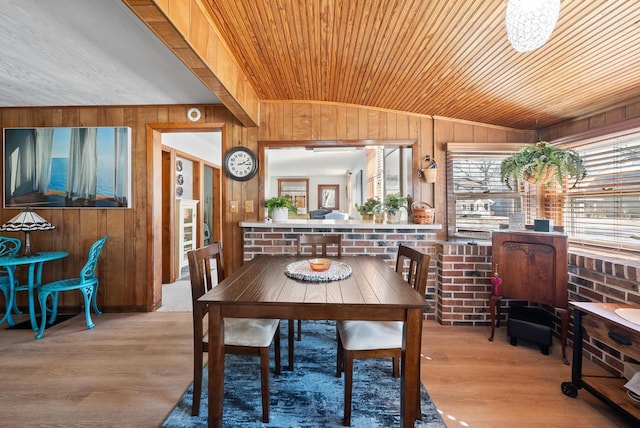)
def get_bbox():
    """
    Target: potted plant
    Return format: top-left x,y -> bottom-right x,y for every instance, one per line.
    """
500,141 -> 587,190
355,198 -> 381,220
383,193 -> 407,223
265,195 -> 296,222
